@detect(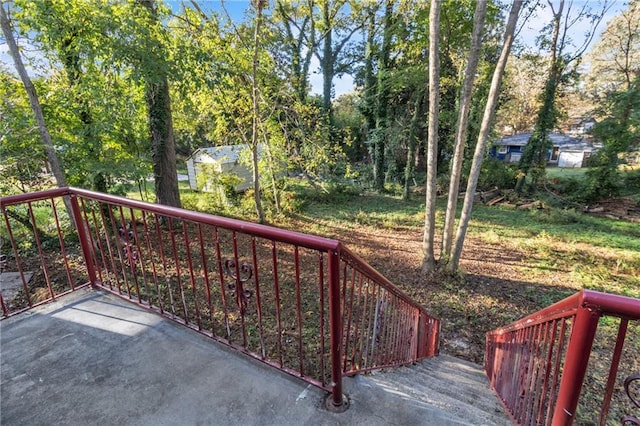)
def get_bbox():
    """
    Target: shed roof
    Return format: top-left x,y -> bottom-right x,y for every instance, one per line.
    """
188,144 -> 252,163
494,133 -> 597,150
